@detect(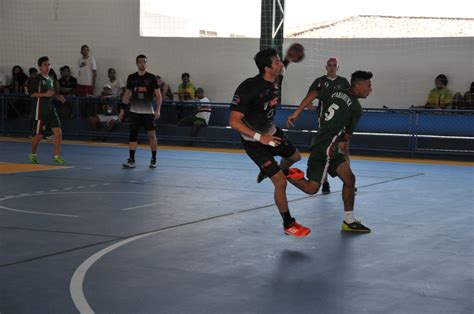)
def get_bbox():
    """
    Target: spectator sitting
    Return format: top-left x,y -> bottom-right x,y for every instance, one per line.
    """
88,84 -> 122,141
58,66 -> 77,96
176,72 -> 196,101
461,81 -> 474,110
106,68 -> 126,99
9,65 -> 28,94
178,87 -> 211,145
26,67 -> 38,94
8,65 -> 28,117
58,66 -> 77,119
156,75 -> 173,100
0,71 -> 7,94
424,74 -> 453,109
